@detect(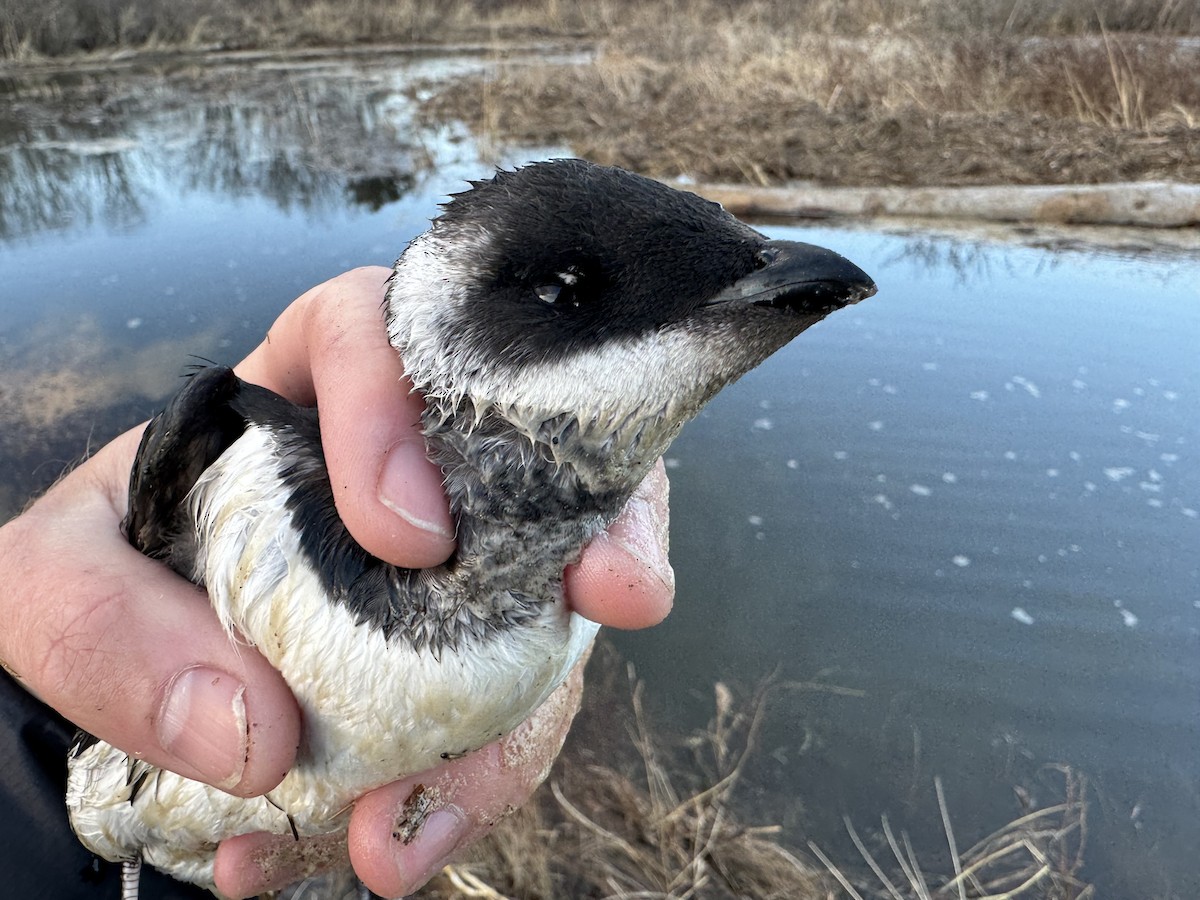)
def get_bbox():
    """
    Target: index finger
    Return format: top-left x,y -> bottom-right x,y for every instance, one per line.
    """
235,267 -> 455,569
